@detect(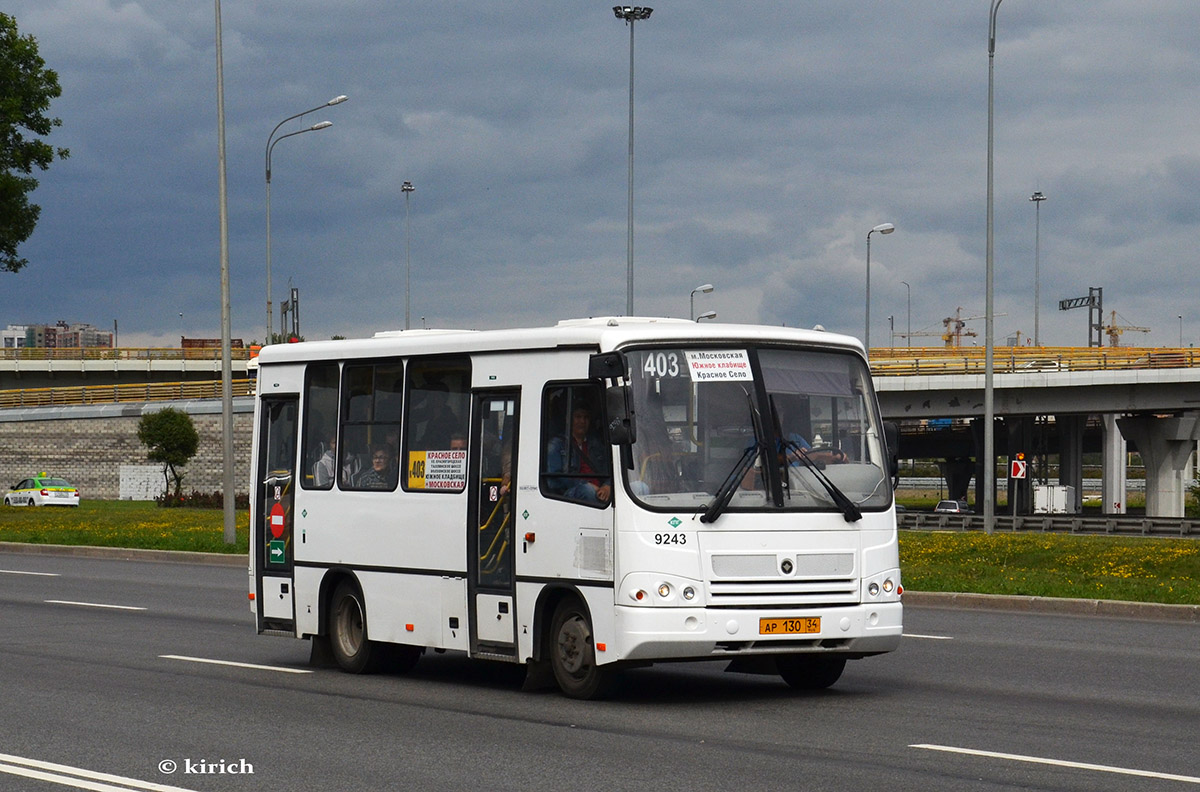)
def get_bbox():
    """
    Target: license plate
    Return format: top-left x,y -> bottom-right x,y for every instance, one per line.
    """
759,617 -> 821,635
